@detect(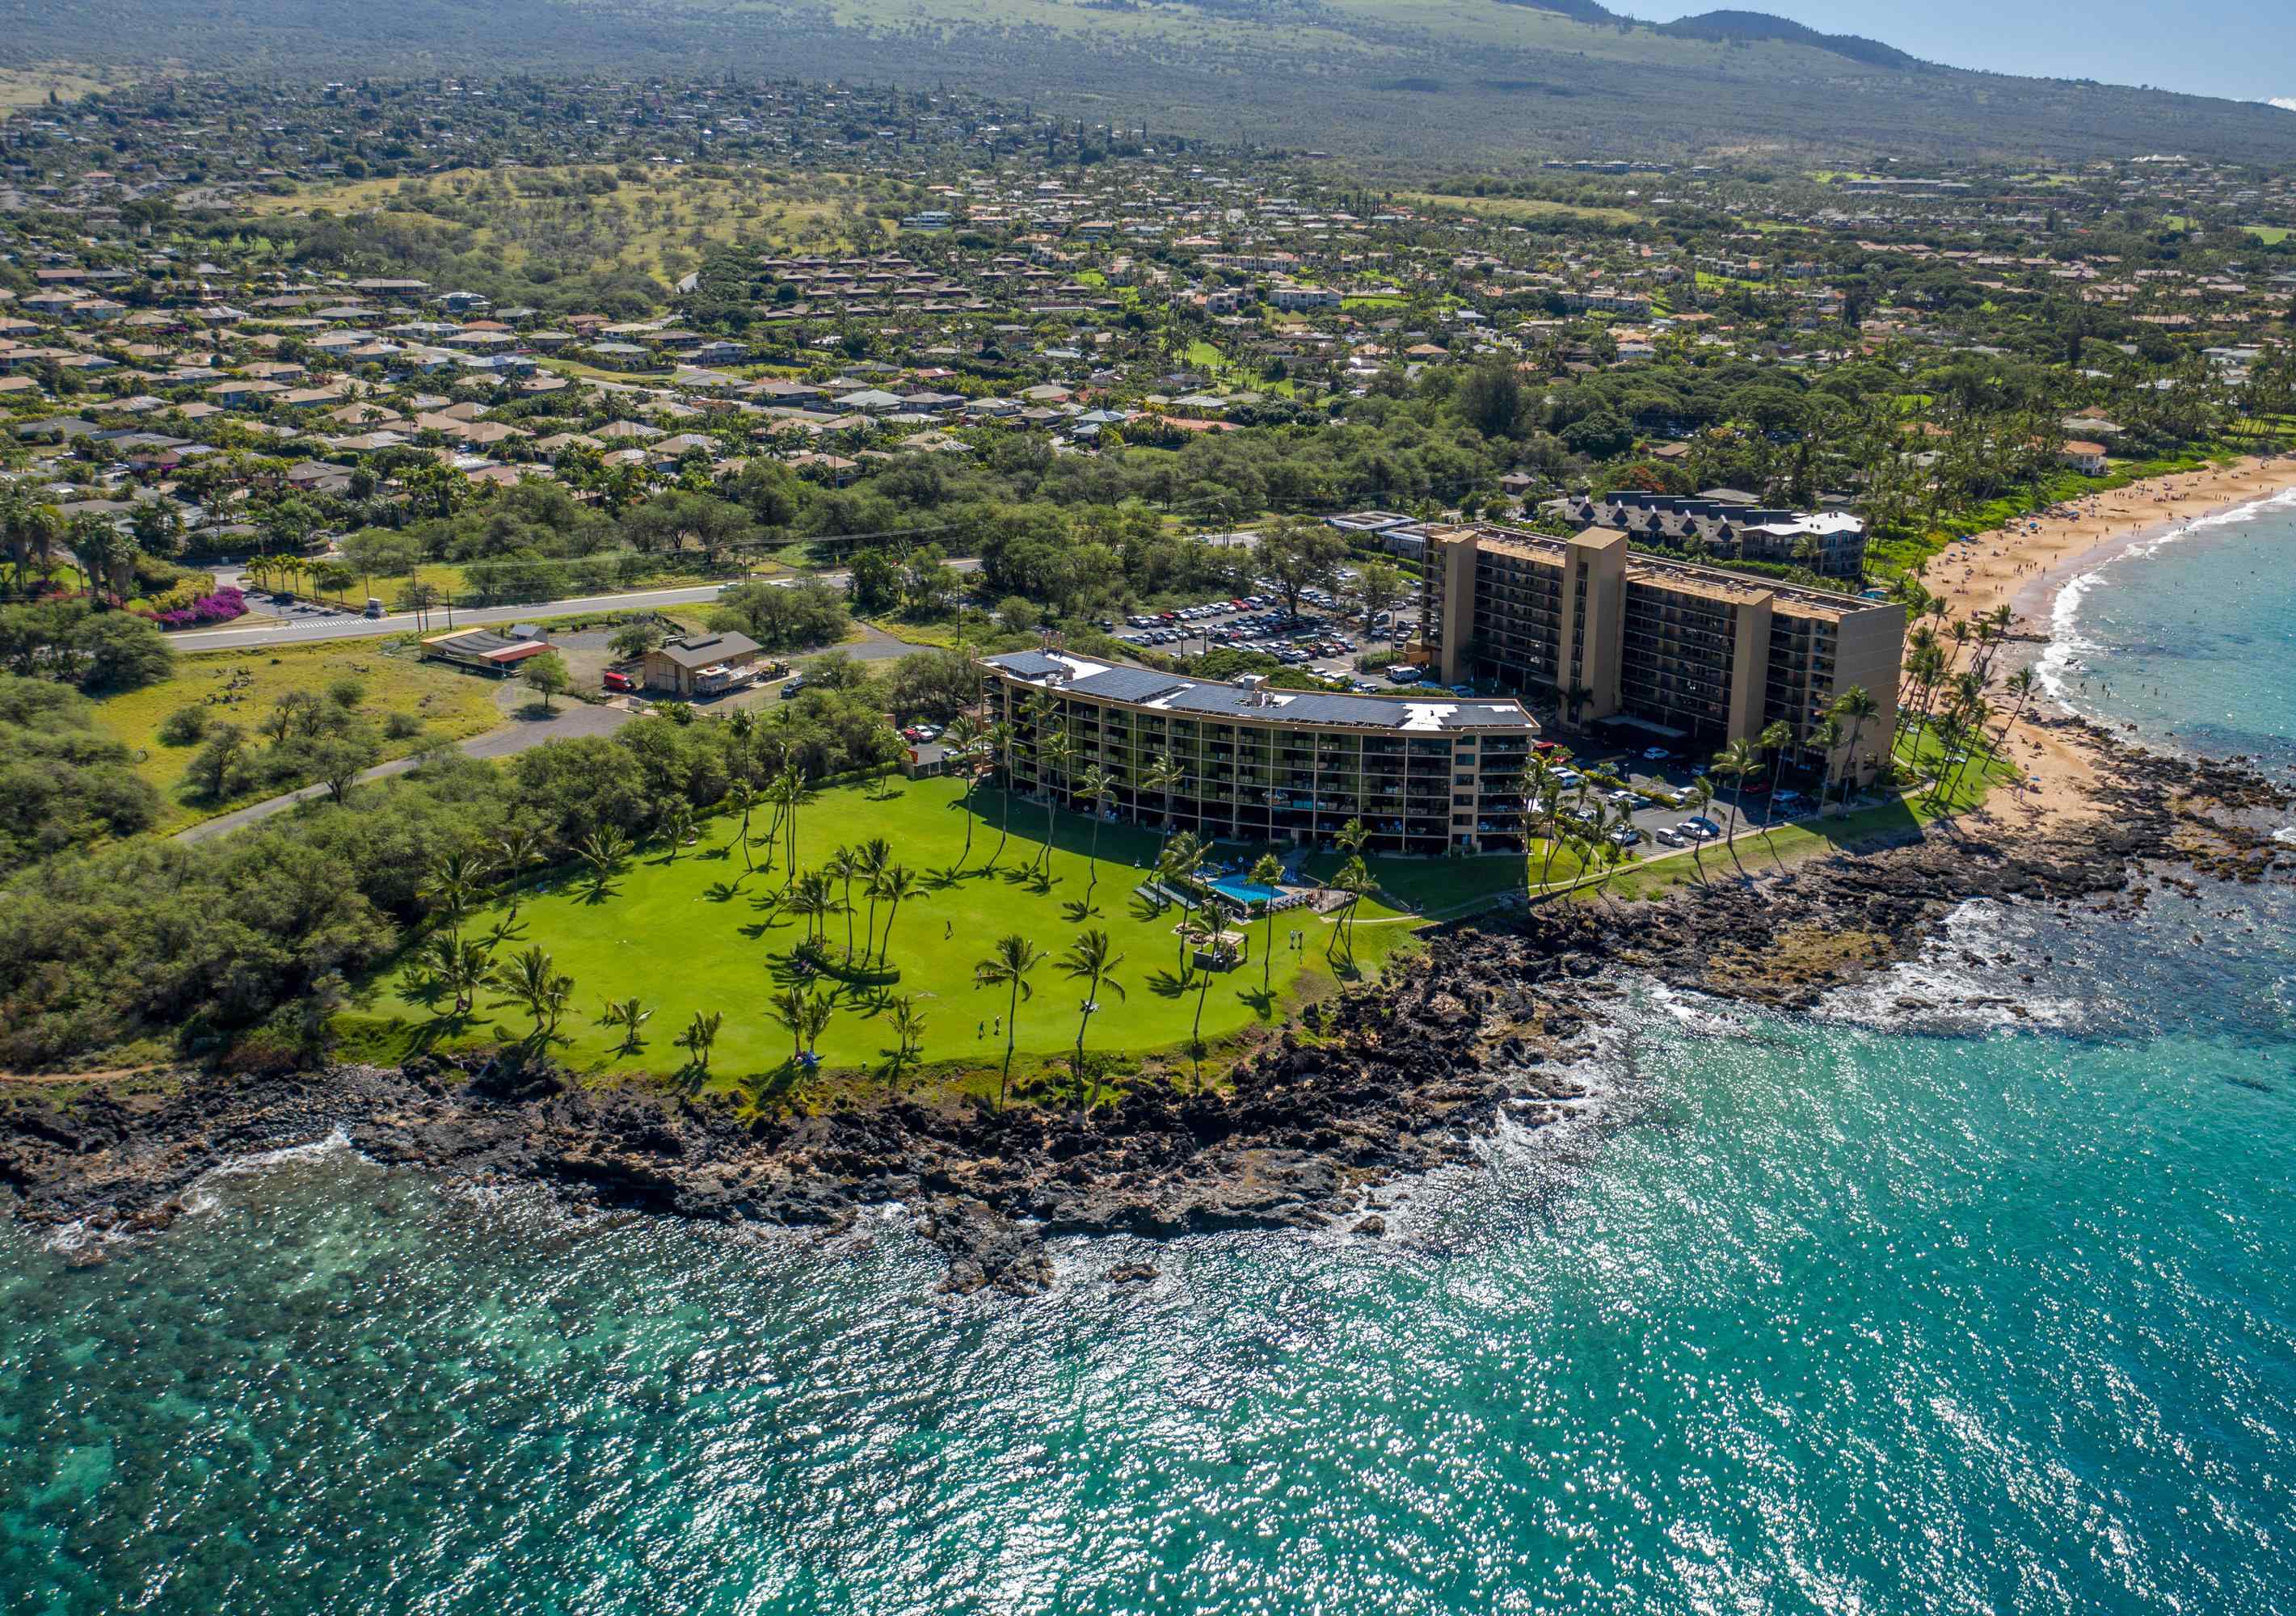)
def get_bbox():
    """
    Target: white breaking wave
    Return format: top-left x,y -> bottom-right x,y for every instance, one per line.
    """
1817,899 -> 2083,1033
43,1127 -> 363,1249
2036,563 -> 2107,707
2037,486 -> 2296,711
